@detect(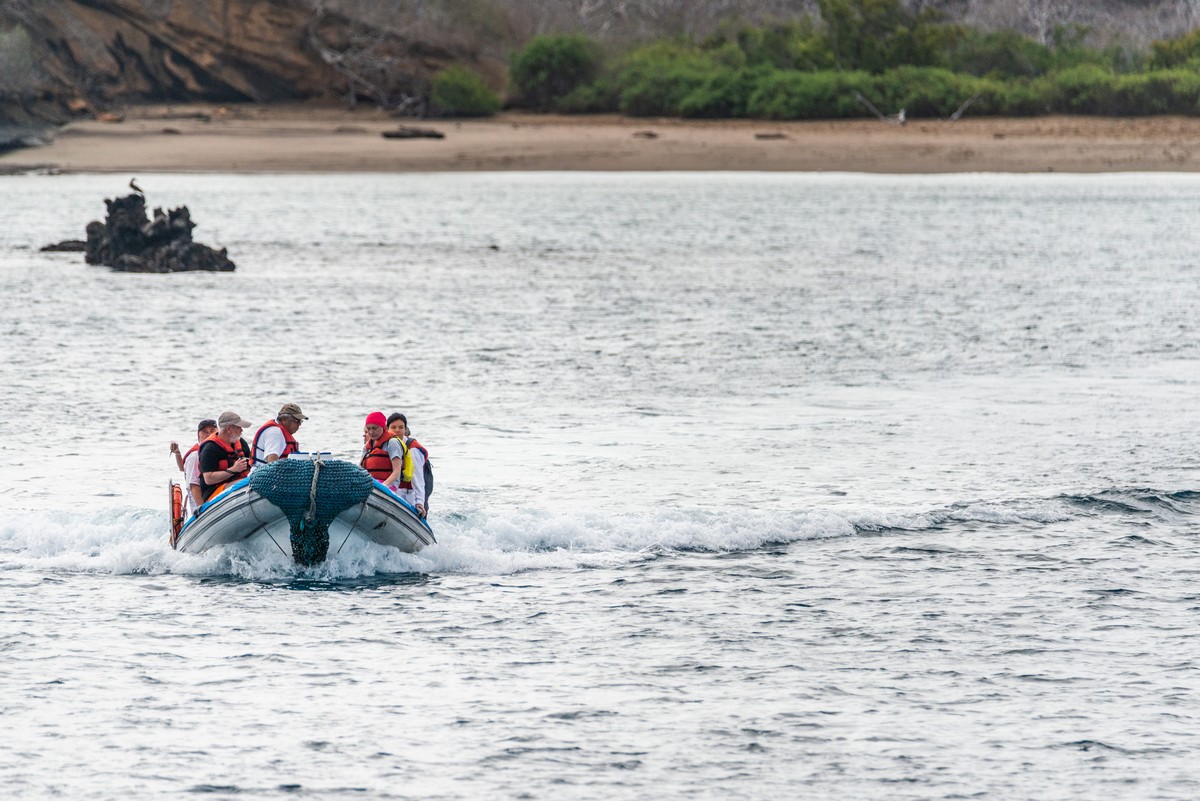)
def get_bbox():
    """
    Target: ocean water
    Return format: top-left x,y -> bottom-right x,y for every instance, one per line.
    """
2,171 -> 1200,799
